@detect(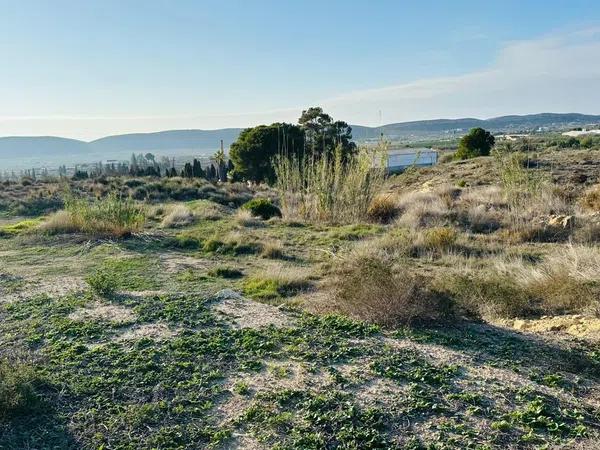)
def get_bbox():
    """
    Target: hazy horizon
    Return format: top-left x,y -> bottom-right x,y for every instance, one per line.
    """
3,111 -> 600,142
